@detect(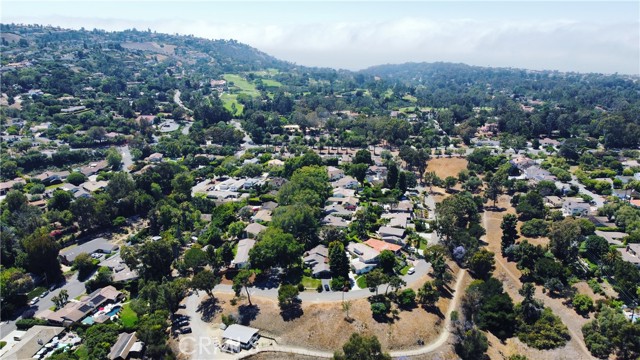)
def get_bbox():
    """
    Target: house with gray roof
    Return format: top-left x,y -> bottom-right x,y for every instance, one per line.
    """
232,239 -> 256,269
